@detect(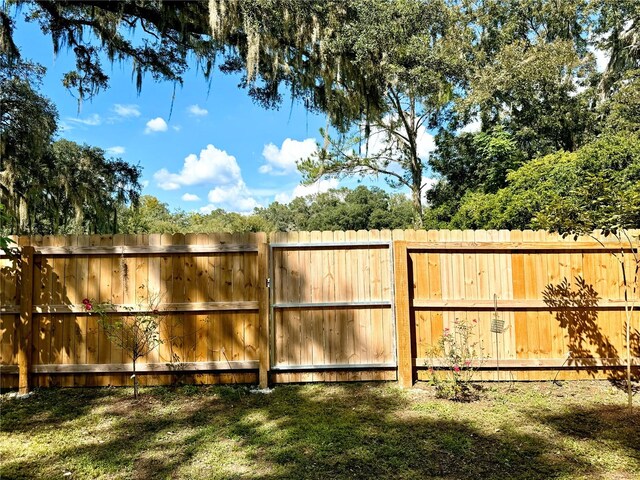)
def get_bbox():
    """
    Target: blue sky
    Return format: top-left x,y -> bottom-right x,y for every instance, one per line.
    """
10,9 -> 611,215
13,14 -> 359,214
